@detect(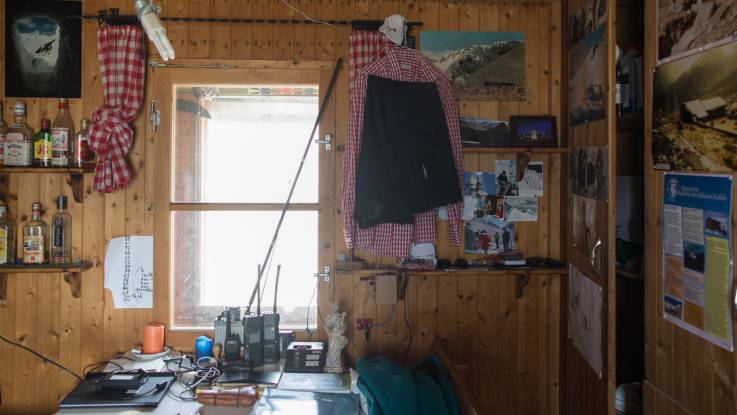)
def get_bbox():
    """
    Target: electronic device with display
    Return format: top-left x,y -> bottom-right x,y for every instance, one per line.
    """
284,341 -> 326,373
